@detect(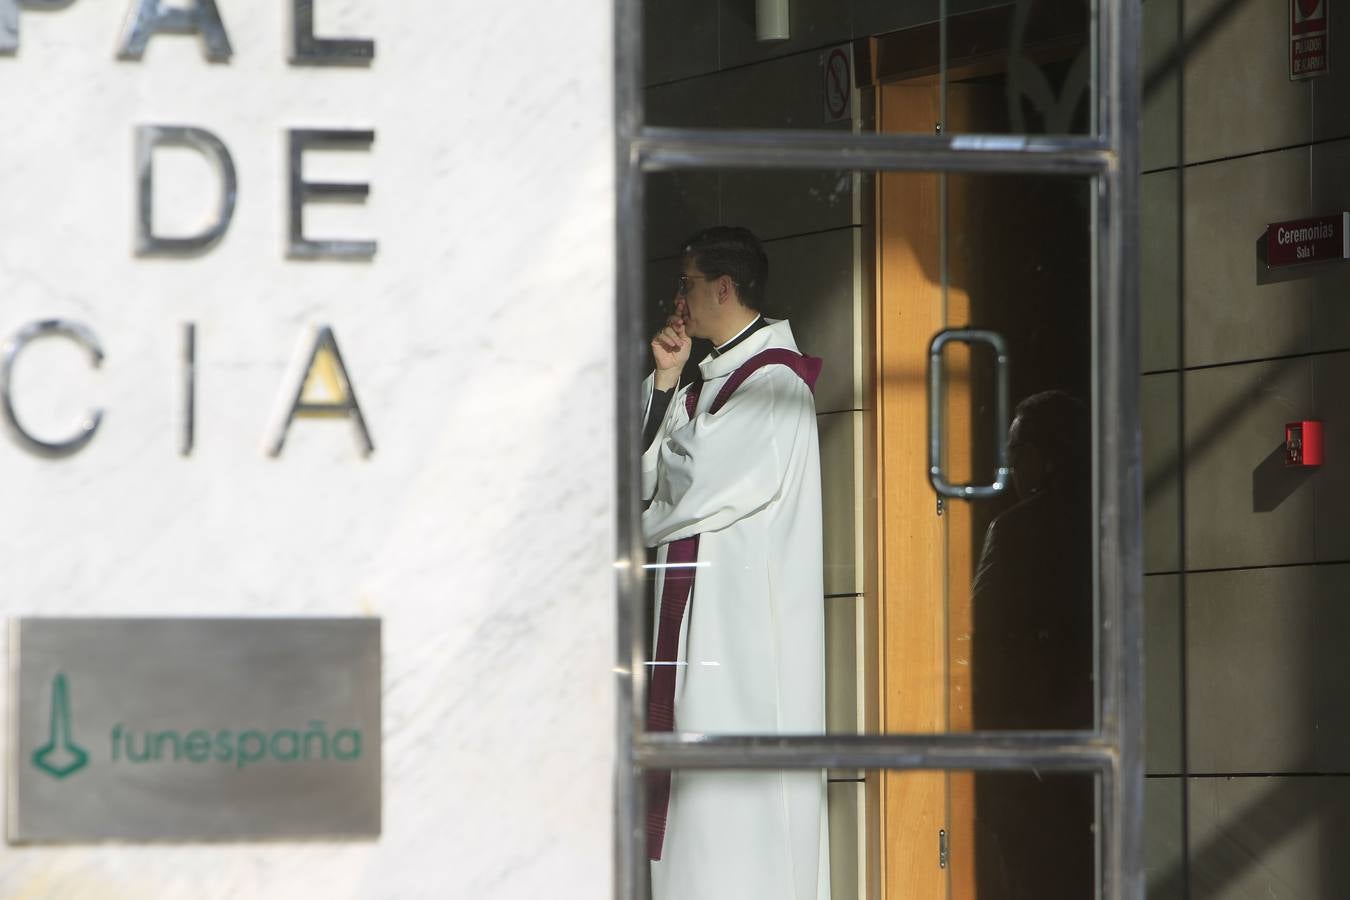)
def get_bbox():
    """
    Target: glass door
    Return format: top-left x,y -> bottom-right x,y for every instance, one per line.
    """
617,0 -> 1142,898
875,82 -> 1098,897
